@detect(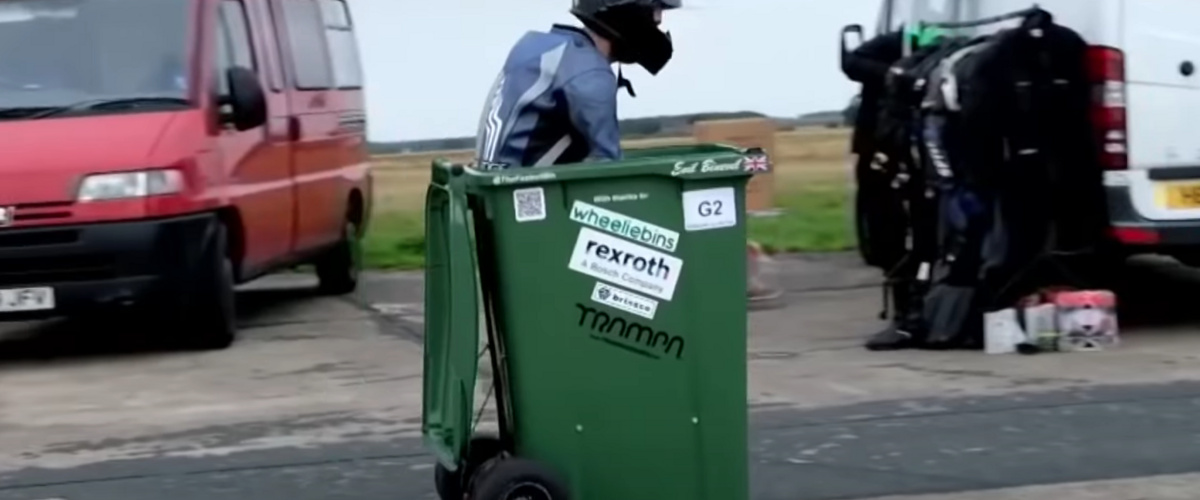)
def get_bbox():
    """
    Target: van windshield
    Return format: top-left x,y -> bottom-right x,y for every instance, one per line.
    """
0,0 -> 190,118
